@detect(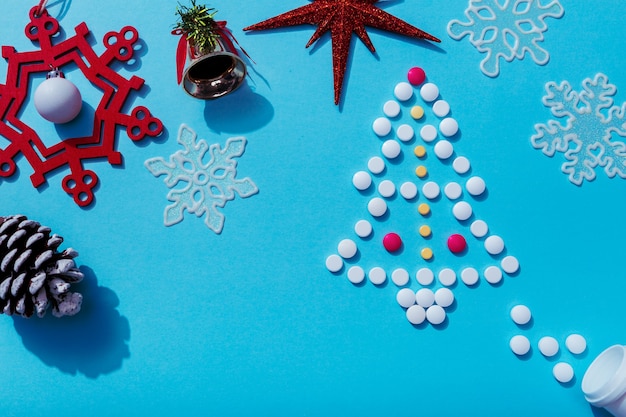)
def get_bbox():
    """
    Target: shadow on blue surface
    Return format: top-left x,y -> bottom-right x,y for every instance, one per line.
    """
12,265 -> 130,378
